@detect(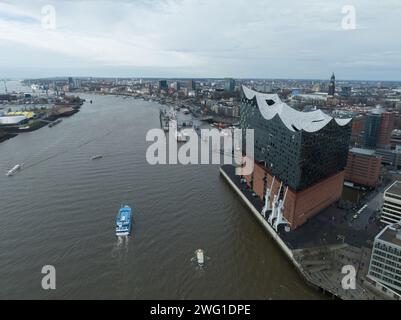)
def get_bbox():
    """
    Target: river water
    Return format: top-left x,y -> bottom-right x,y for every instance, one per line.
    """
0,84 -> 322,299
